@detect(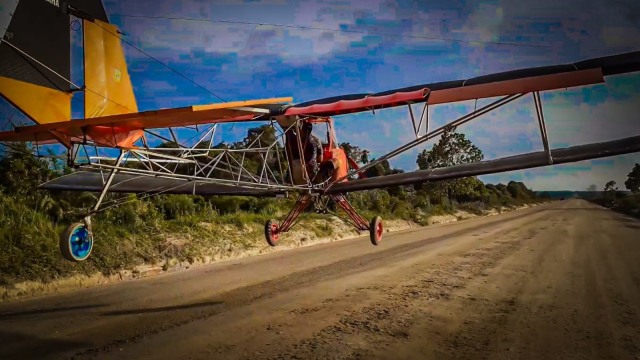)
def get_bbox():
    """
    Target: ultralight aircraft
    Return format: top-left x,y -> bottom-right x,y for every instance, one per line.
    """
1,0 -> 640,262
